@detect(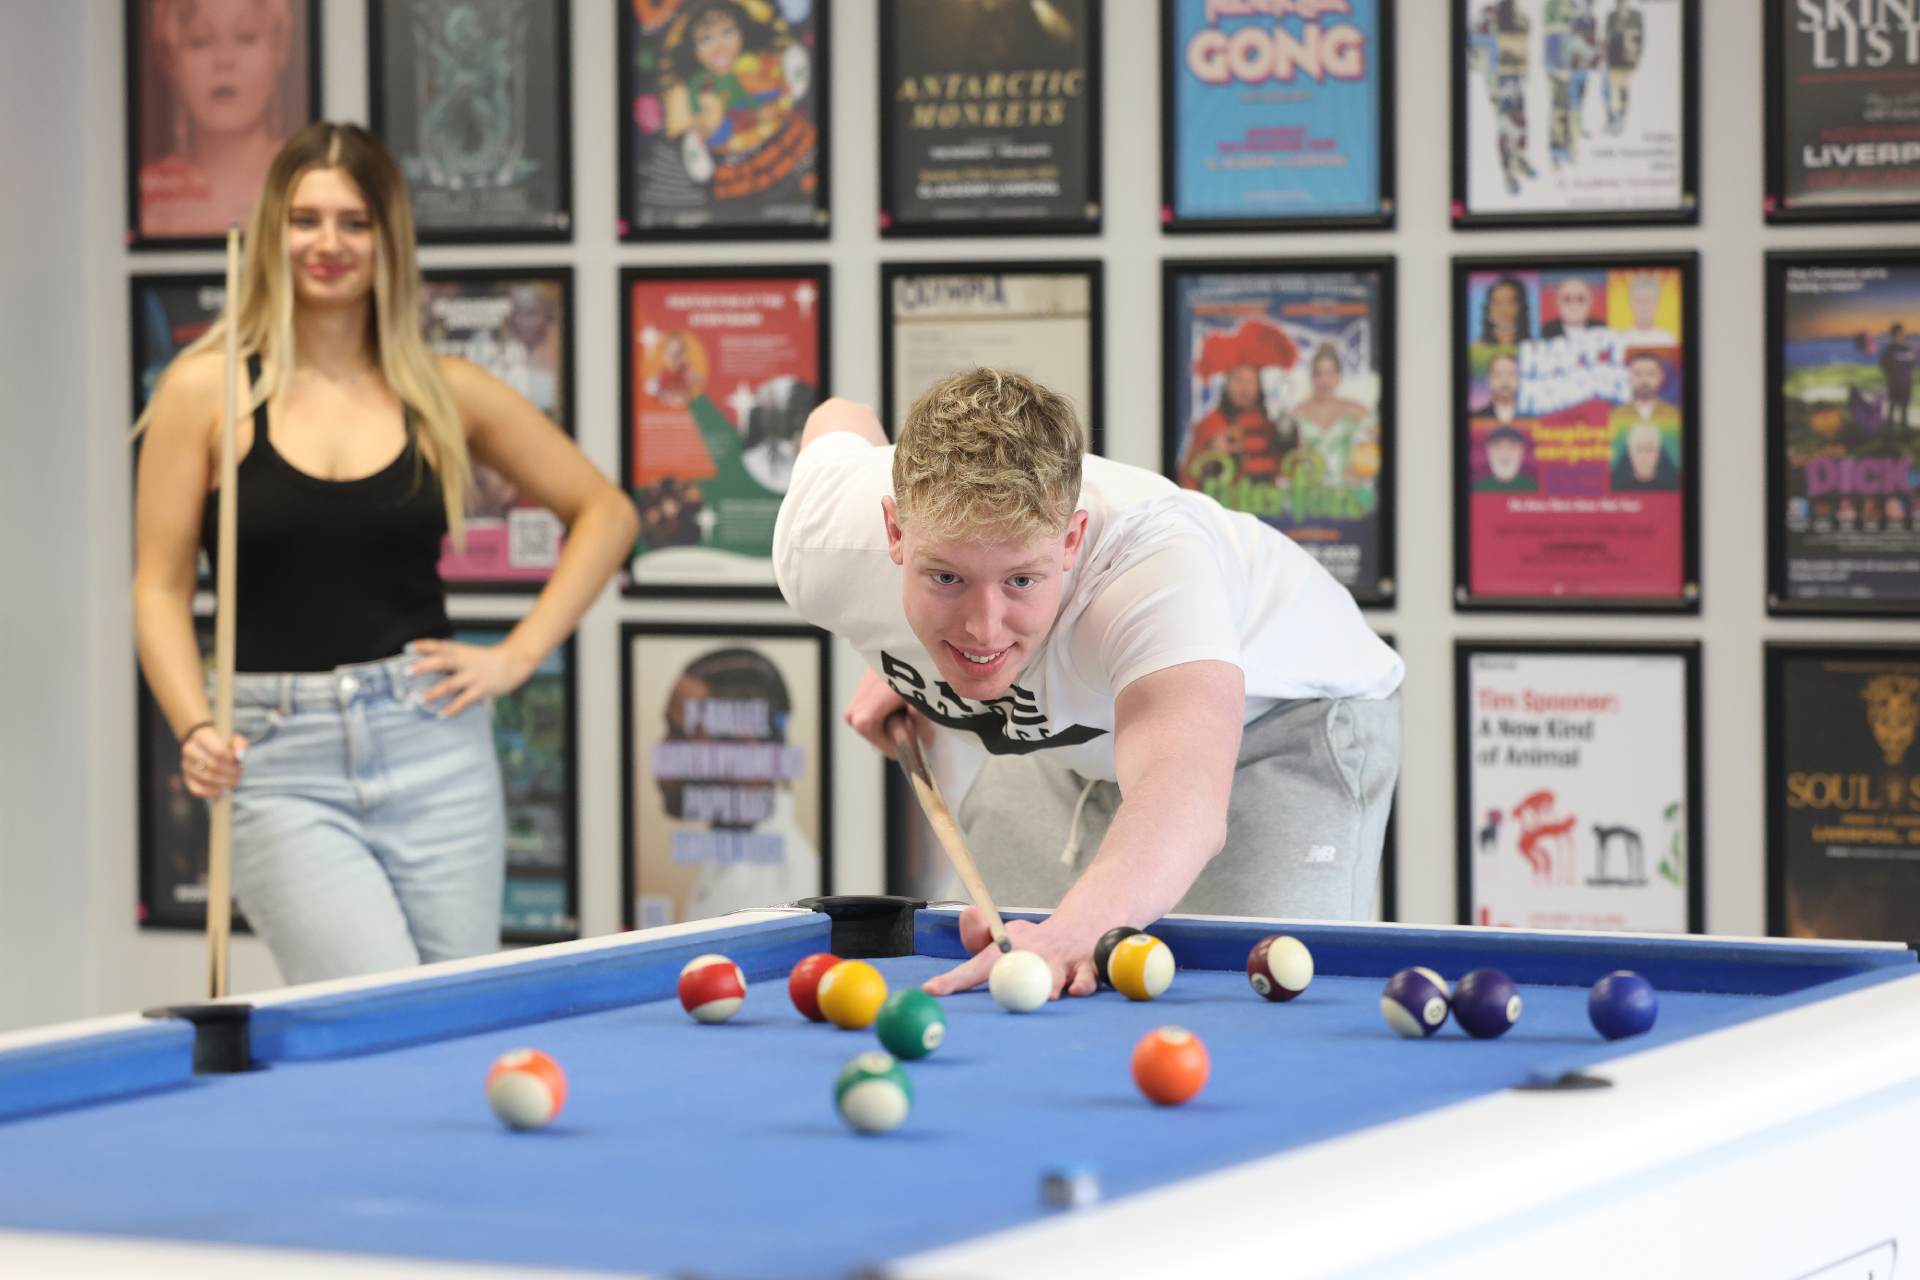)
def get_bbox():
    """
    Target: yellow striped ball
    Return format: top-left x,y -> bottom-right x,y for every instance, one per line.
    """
816,959 -> 889,1029
1108,933 -> 1175,1001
